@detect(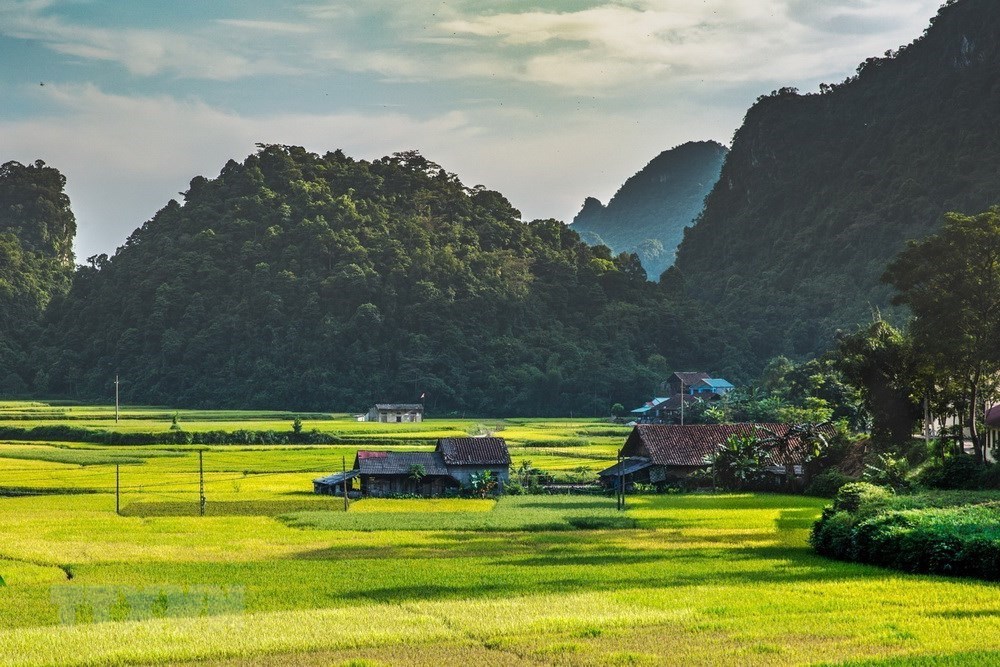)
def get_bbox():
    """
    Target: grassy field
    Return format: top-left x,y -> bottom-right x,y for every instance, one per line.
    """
3,402 -> 1000,665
